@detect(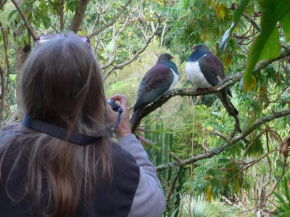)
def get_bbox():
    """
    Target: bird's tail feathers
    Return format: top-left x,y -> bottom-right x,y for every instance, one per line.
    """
215,91 -> 239,117
130,109 -> 143,132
